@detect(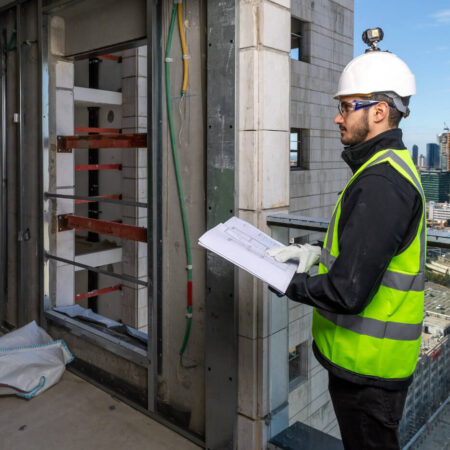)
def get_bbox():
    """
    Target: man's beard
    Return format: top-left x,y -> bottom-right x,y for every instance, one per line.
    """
340,112 -> 370,146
